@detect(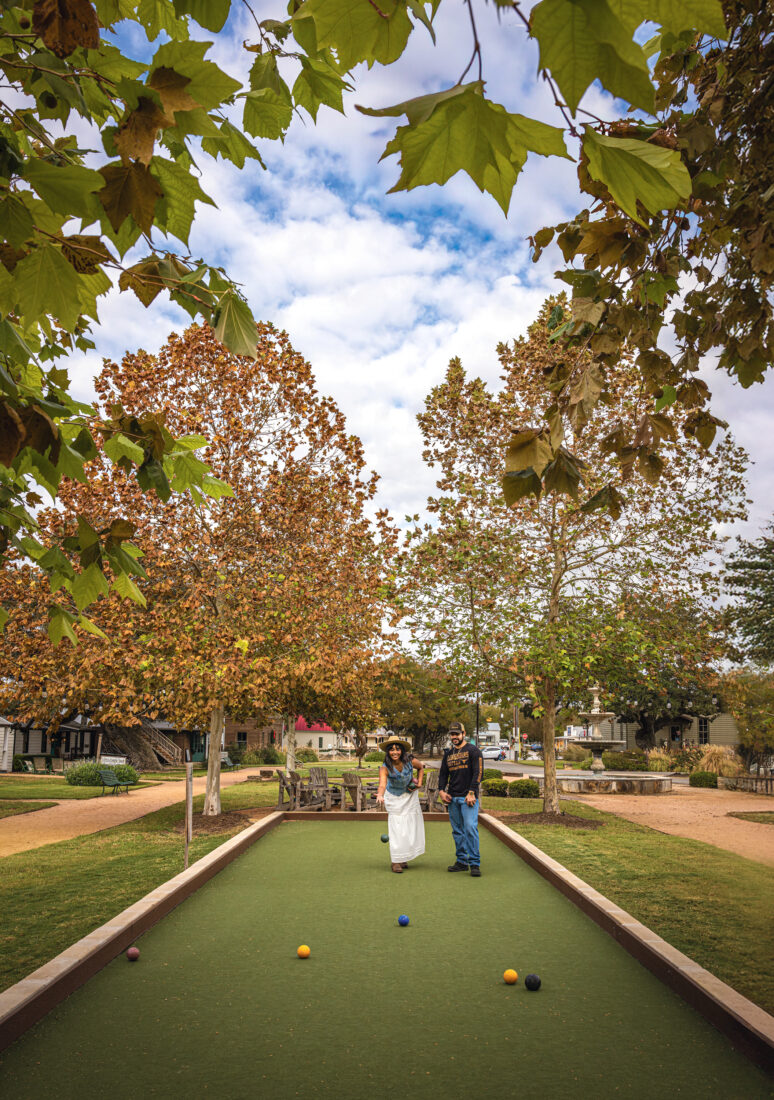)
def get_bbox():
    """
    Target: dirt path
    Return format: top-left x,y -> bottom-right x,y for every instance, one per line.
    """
0,769 -> 269,858
572,784 -> 774,867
